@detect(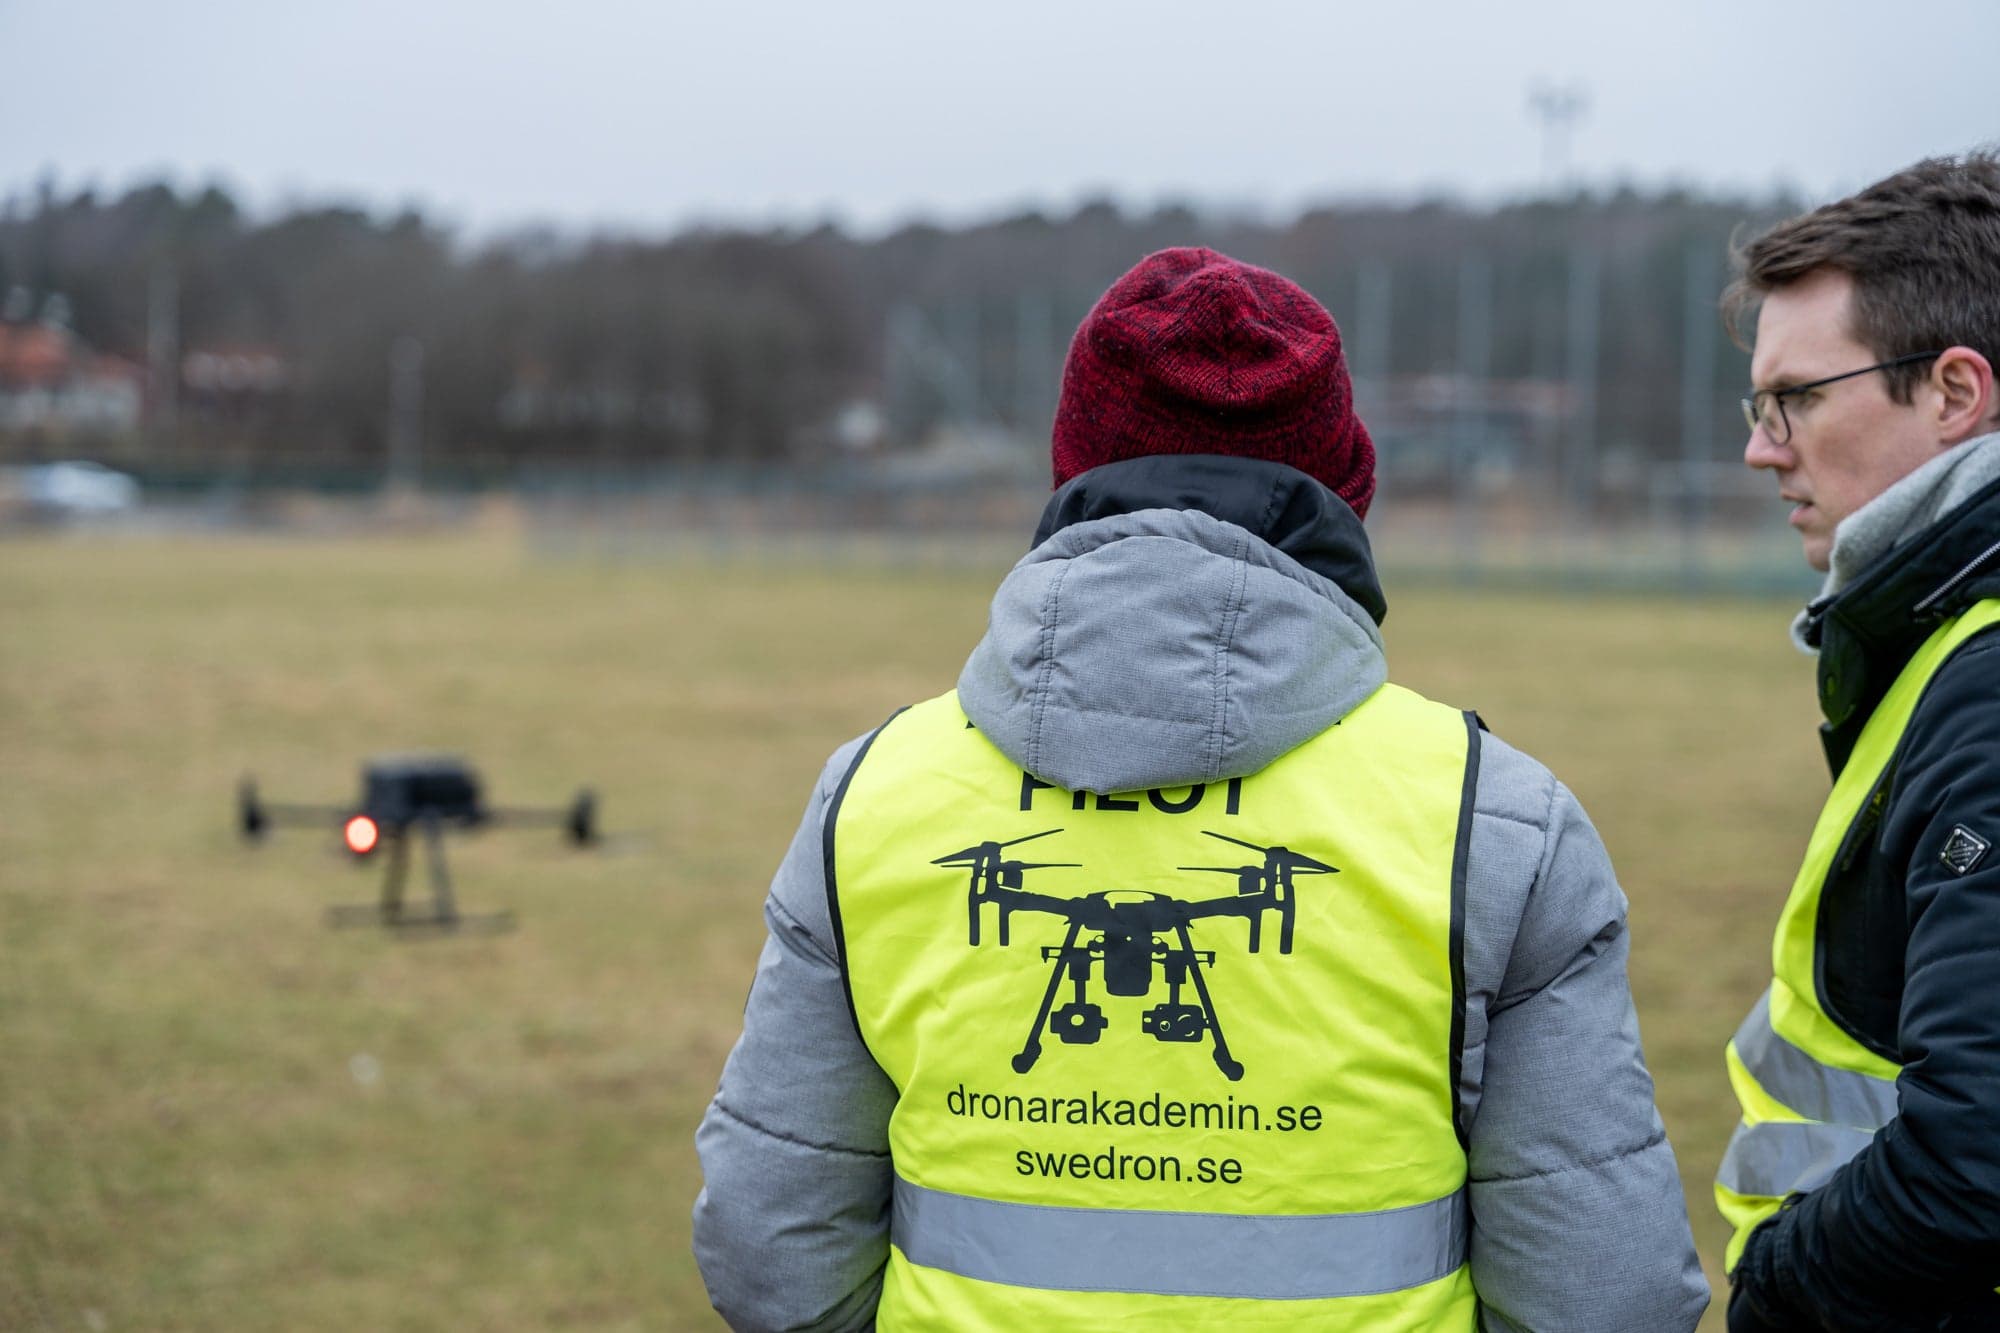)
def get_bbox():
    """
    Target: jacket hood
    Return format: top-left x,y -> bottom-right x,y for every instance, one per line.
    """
957,455 -> 1387,794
